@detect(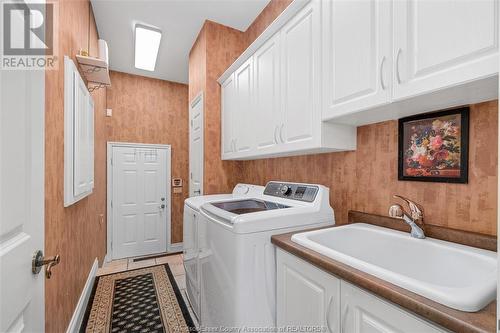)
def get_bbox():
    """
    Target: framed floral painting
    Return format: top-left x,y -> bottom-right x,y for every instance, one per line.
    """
398,107 -> 469,183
